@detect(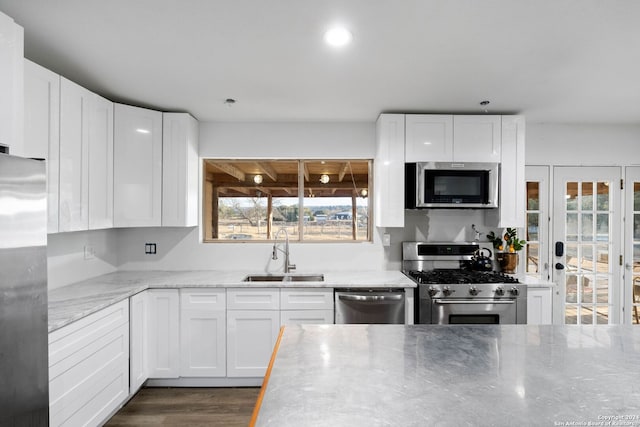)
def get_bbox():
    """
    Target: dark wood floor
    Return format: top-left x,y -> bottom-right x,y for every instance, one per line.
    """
105,387 -> 261,426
